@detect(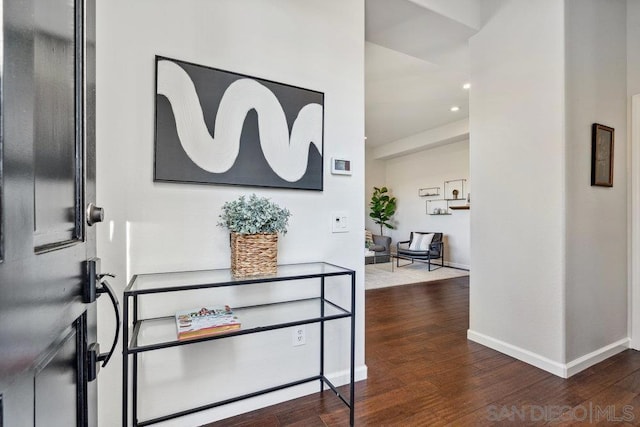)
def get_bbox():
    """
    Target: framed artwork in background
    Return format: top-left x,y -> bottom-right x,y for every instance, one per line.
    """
591,123 -> 614,187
